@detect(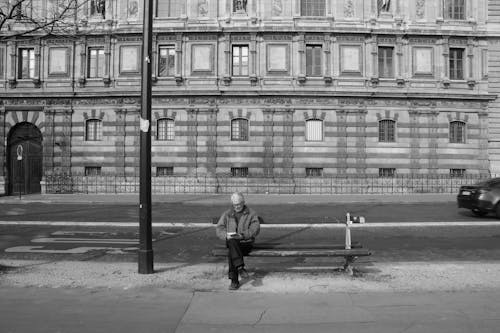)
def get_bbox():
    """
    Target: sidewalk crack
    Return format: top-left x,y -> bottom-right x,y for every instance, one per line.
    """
252,308 -> 268,326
